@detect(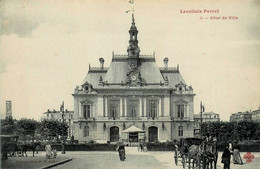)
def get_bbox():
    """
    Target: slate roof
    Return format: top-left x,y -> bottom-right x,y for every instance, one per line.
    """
81,57 -> 187,89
